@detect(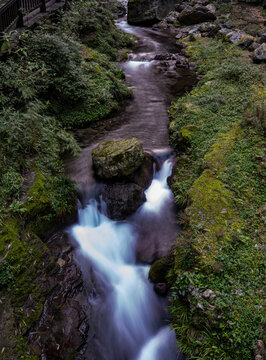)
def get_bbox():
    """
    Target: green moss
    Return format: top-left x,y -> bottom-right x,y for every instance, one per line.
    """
149,256 -> 172,283
0,1 -> 132,358
169,37 -> 265,359
187,169 -> 242,269
204,123 -> 241,172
